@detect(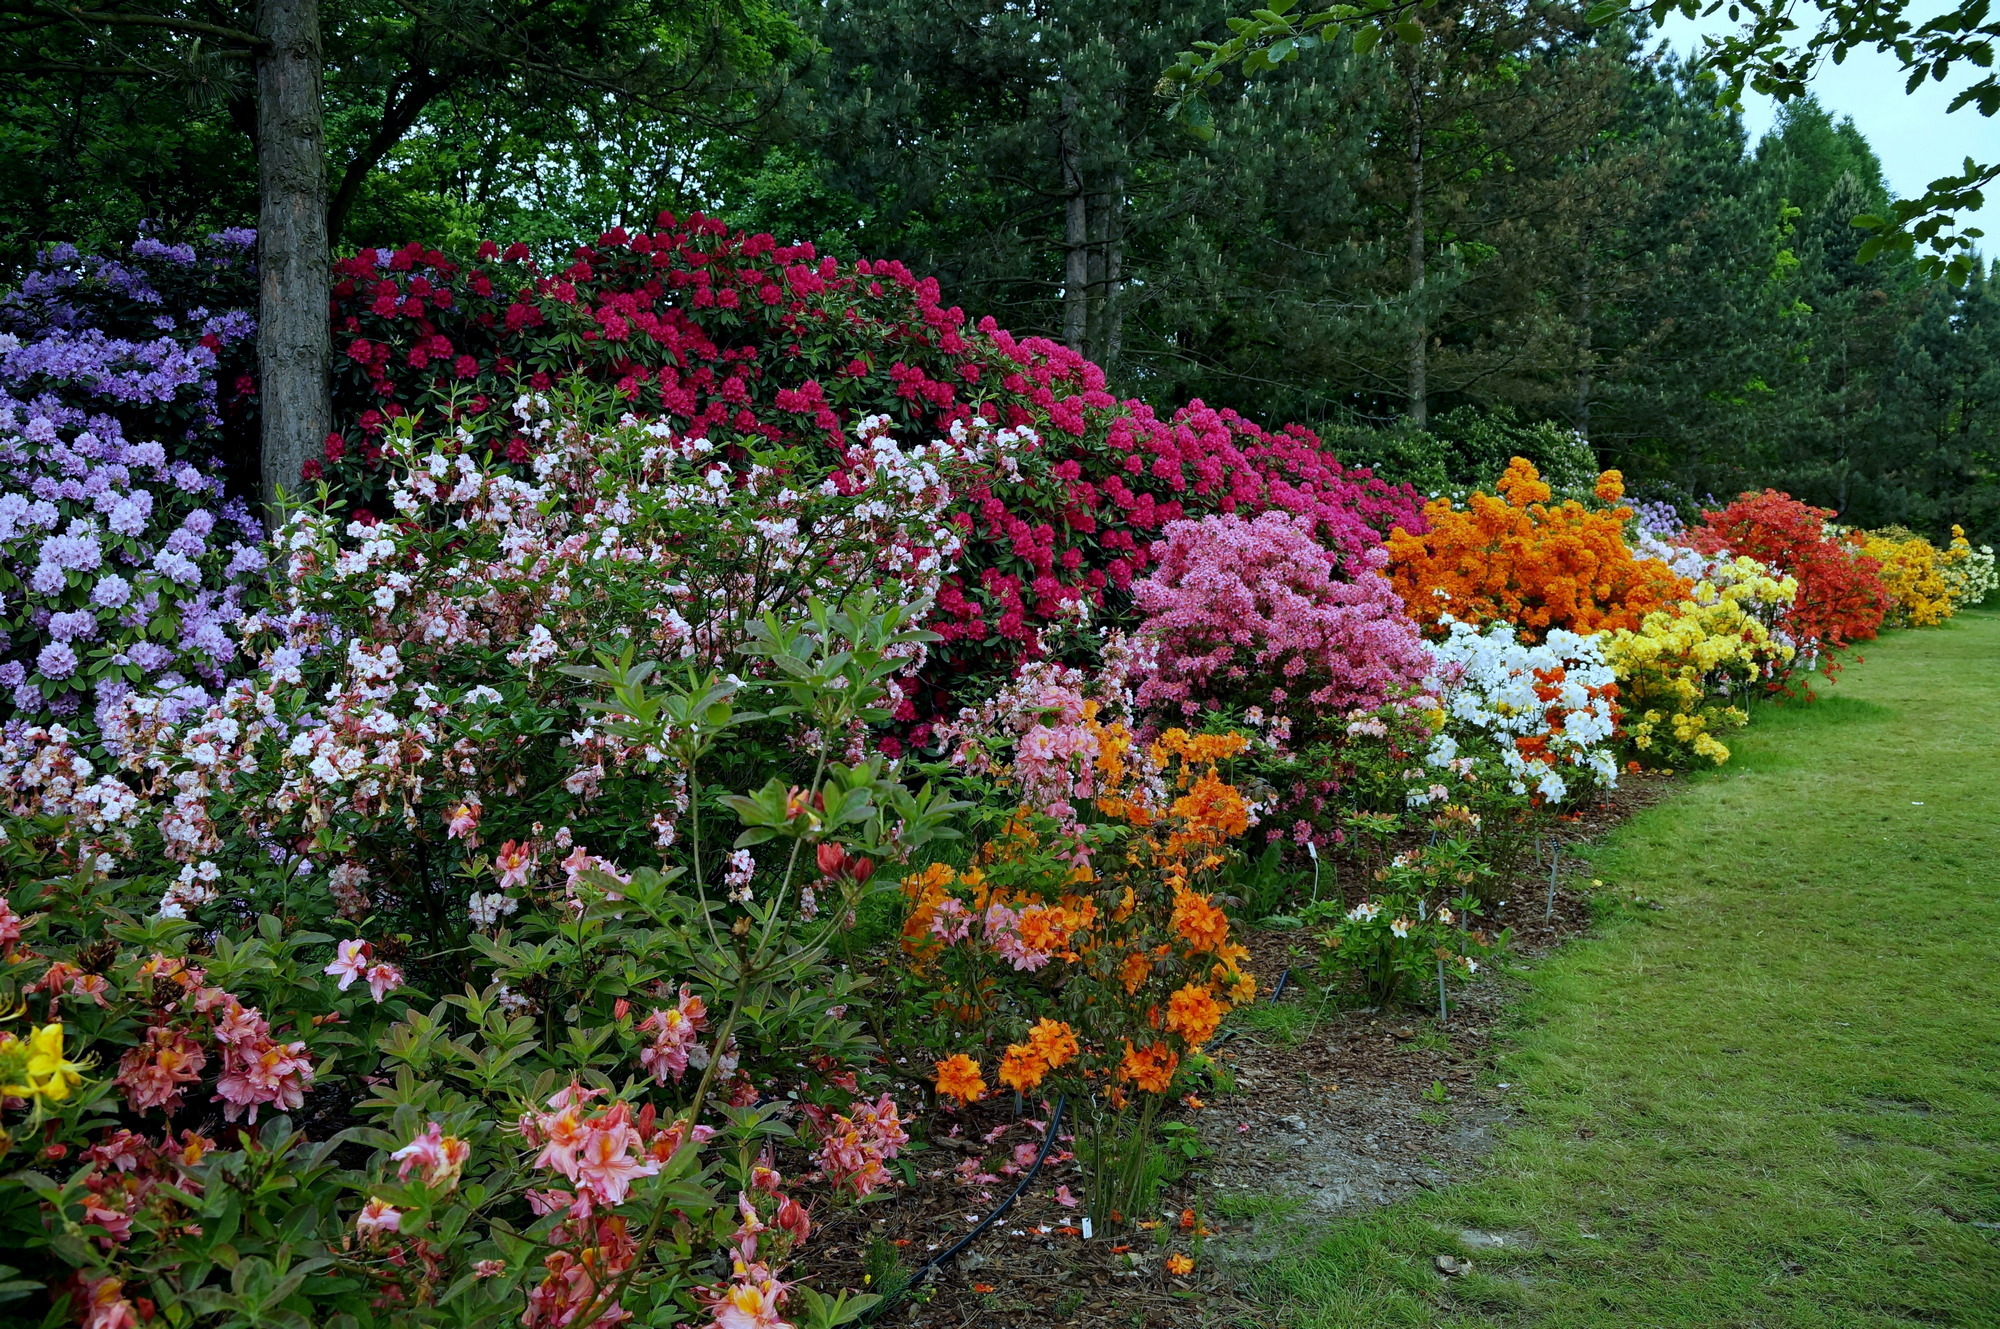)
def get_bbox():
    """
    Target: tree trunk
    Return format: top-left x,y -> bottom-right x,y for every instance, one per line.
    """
1576,238 -> 1594,445
1061,85 -> 1088,353
256,0 -> 330,522
1405,53 -> 1428,430
1103,170 -> 1125,372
